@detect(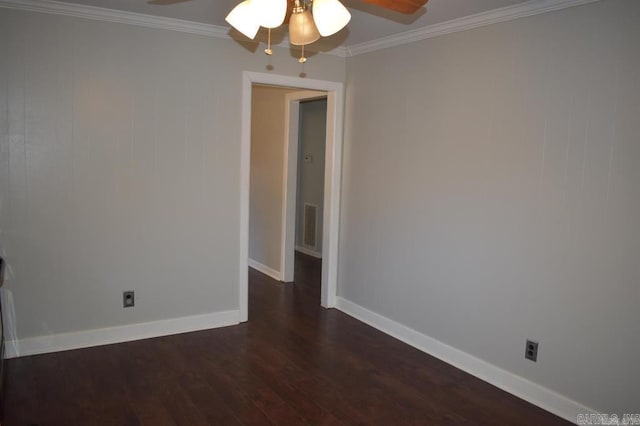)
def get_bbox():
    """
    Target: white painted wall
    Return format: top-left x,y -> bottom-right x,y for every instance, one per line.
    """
296,99 -> 327,254
249,85 -> 301,274
341,0 -> 639,416
0,7 -> 345,348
